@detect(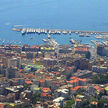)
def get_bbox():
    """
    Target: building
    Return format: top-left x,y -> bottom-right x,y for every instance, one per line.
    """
43,58 -> 57,67
6,67 -> 18,79
54,89 -> 69,99
92,65 -> 108,73
53,97 -> 64,108
8,57 -> 21,68
97,44 -> 108,57
74,45 -> 91,59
